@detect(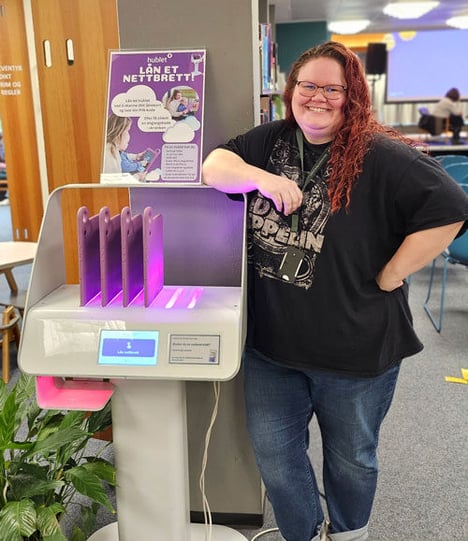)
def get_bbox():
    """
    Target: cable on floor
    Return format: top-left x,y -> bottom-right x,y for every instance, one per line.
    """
250,528 -> 280,540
